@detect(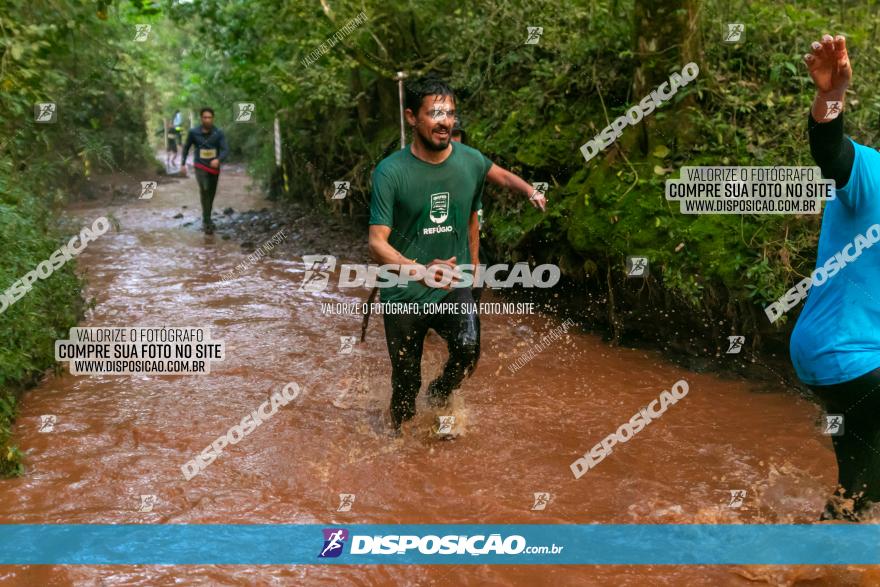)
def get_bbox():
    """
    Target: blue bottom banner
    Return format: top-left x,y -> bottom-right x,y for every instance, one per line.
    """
0,524 -> 878,565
